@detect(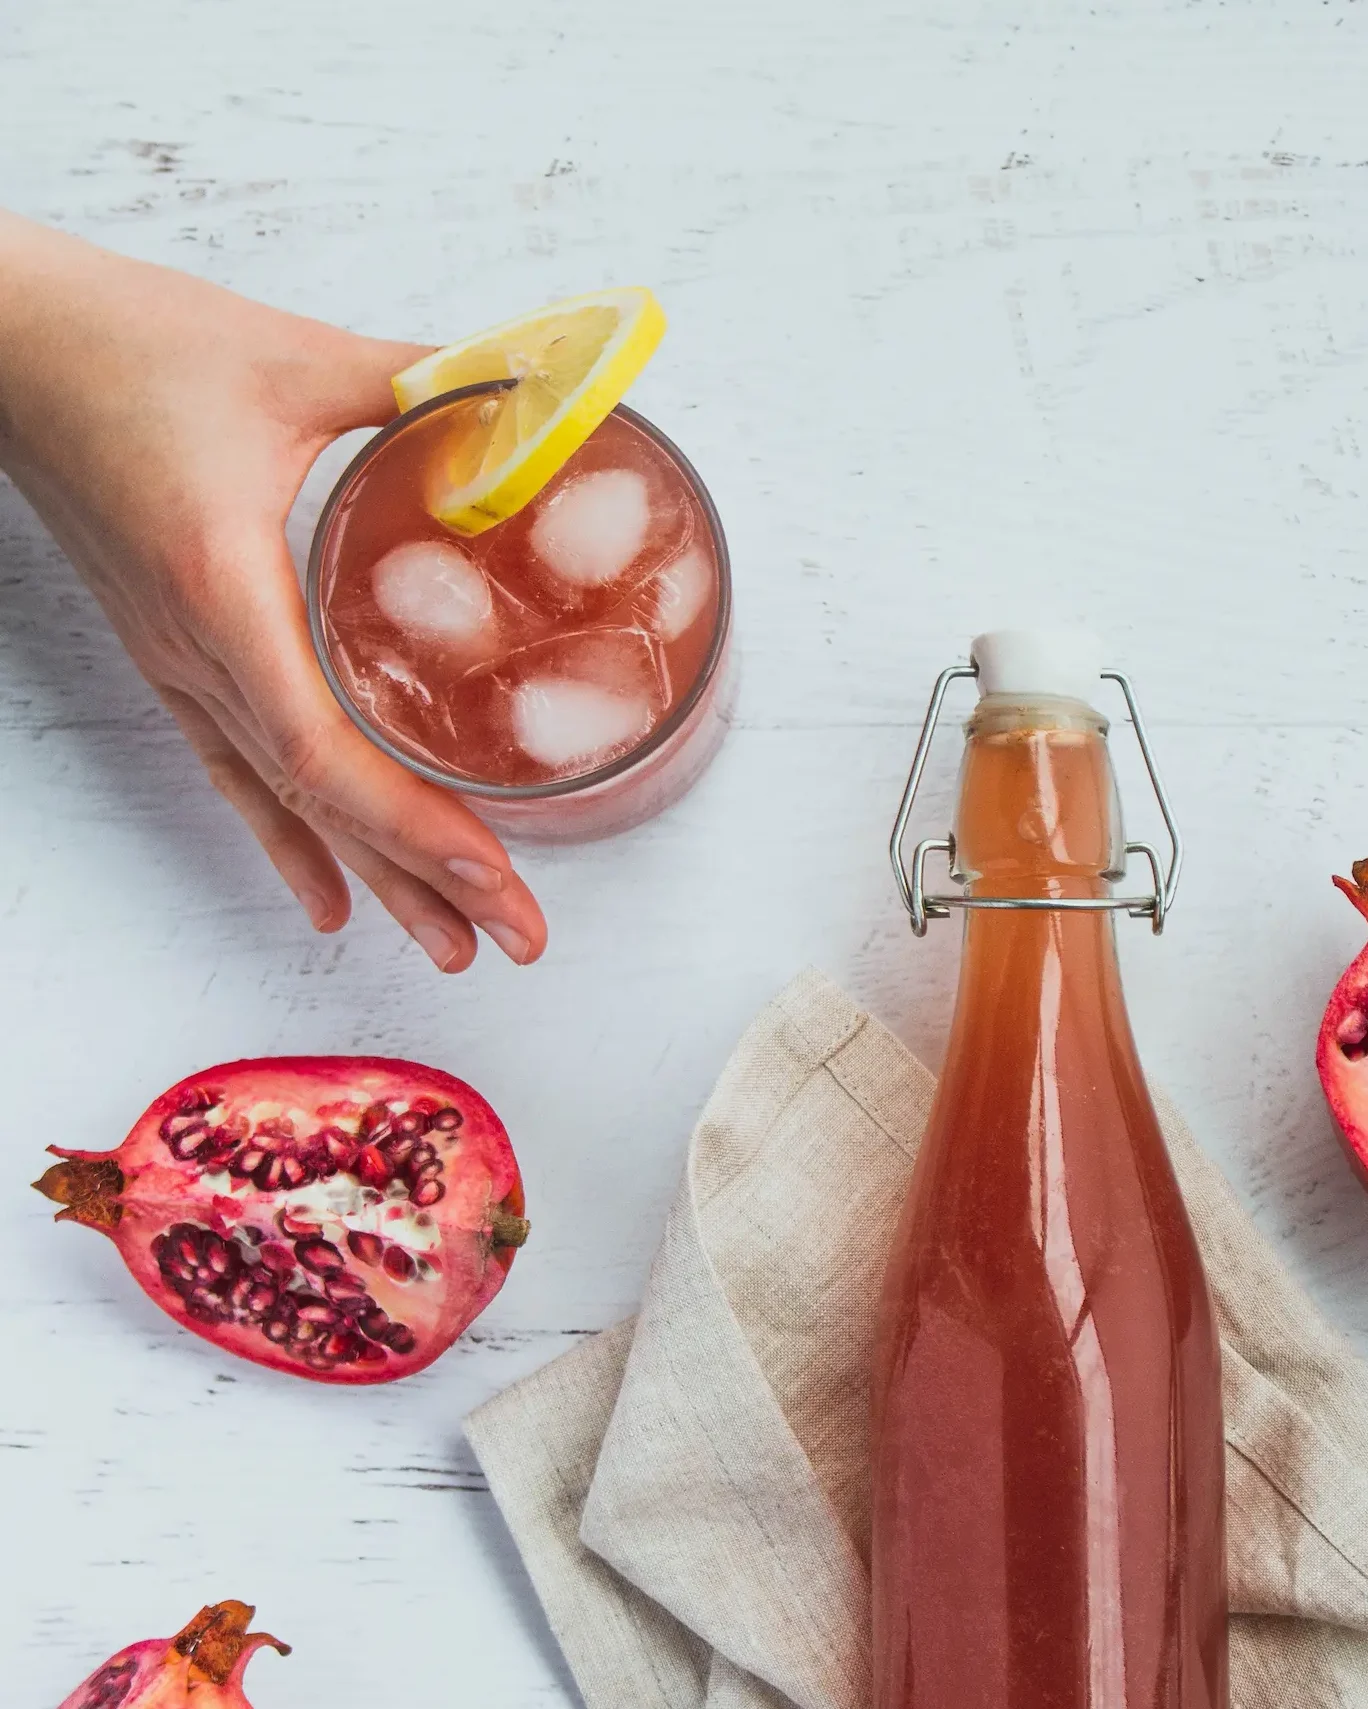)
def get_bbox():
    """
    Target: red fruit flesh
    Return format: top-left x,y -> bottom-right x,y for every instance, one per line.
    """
1317,863 -> 1368,1187
34,1057 -> 529,1385
58,1600 -> 287,1708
